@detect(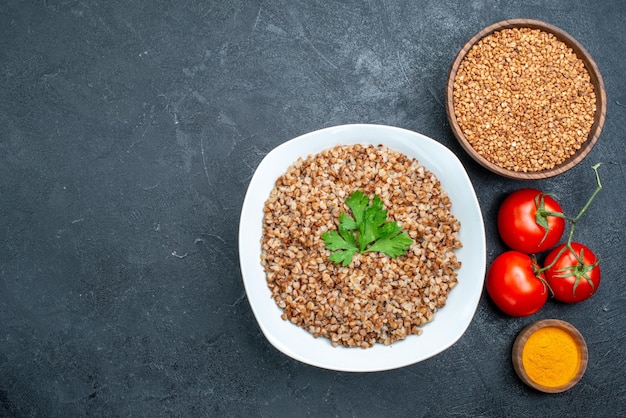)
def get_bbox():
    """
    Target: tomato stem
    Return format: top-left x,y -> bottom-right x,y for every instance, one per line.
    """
530,254 -> 553,295
537,244 -> 567,274
534,193 -> 572,247
572,163 -> 603,224
536,163 -> 603,274
564,163 -> 603,245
